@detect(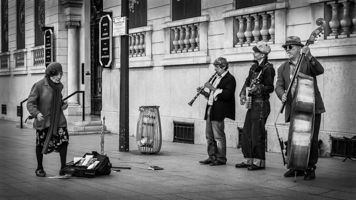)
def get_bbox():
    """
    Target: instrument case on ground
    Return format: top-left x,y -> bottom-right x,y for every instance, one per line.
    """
66,151 -> 111,178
